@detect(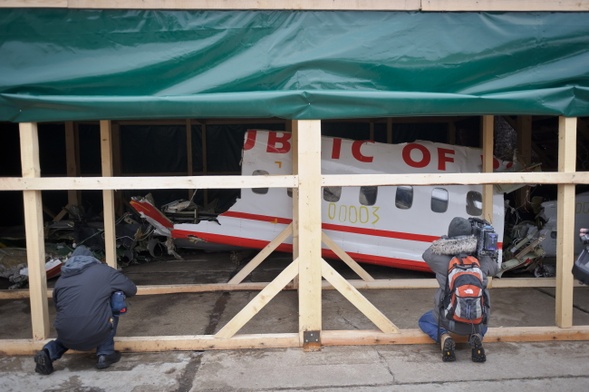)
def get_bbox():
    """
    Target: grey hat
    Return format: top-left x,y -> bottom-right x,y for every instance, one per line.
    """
448,217 -> 472,238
